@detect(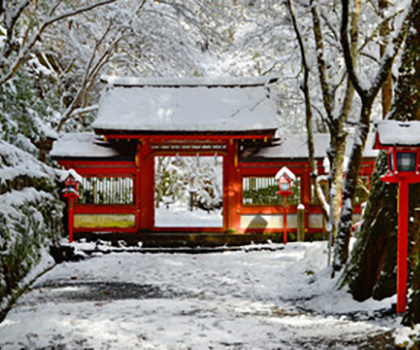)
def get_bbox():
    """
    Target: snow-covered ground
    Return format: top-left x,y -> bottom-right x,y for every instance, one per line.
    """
0,241 -> 406,349
155,203 -> 223,227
